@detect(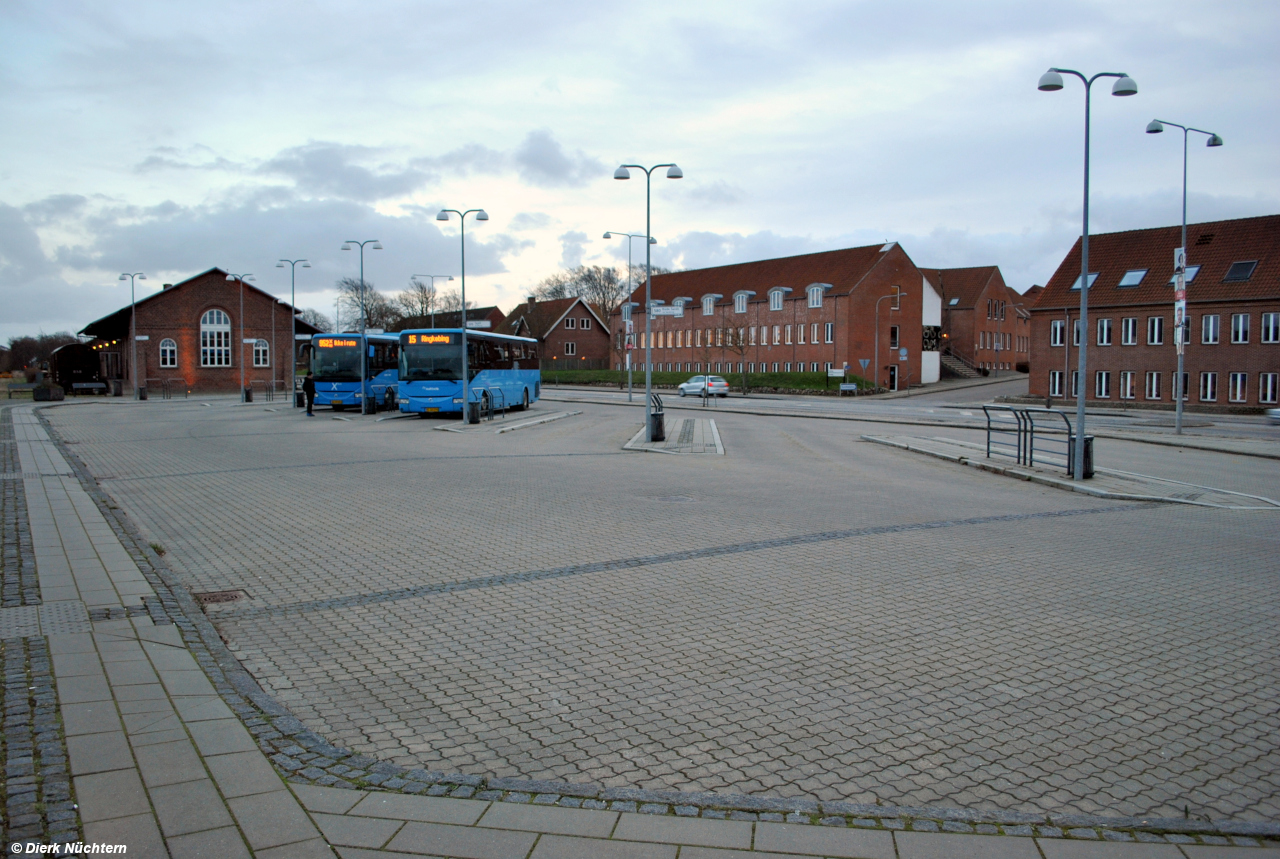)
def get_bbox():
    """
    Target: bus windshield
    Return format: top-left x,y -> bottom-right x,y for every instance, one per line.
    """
312,338 -> 362,382
400,335 -> 462,382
